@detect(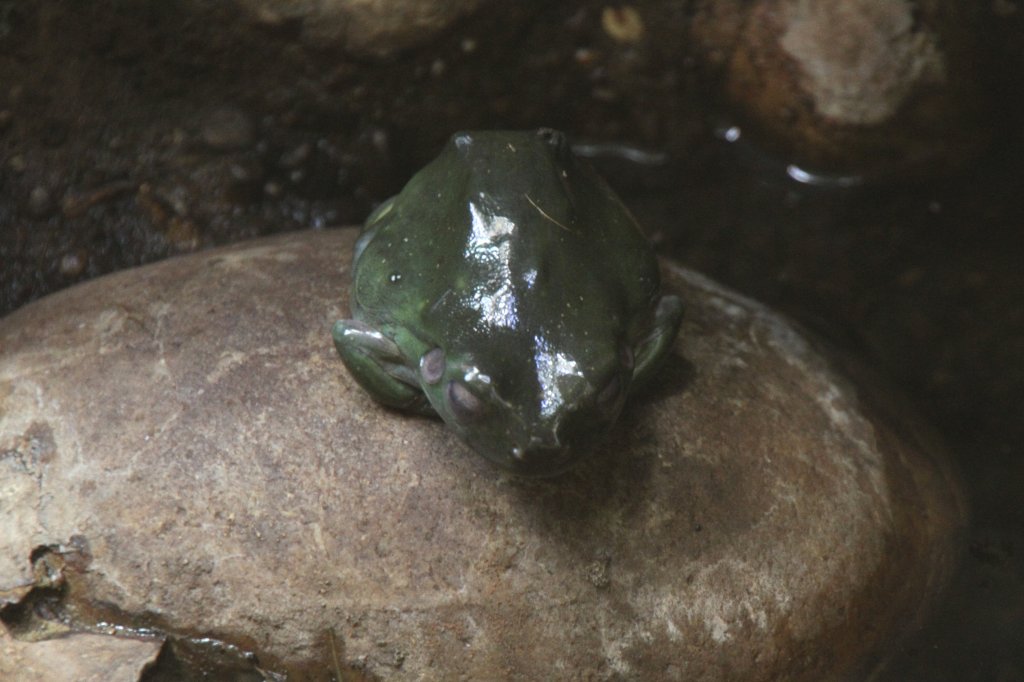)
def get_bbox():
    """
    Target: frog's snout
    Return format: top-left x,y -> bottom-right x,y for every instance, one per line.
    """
507,439 -> 576,477
488,380 -> 625,476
